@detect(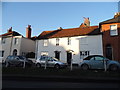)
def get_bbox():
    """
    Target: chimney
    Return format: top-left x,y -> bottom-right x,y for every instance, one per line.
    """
26,25 -> 32,39
83,17 -> 90,26
7,27 -> 12,33
57,27 -> 63,30
114,12 -> 120,18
